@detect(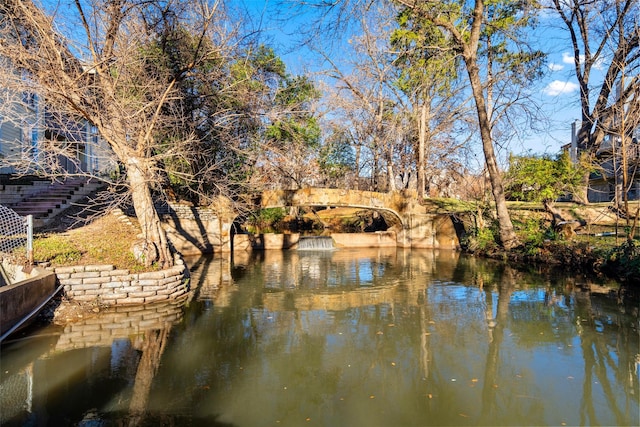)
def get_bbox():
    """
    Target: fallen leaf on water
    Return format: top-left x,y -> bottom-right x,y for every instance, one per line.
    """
471,378 -> 478,383
388,324 -> 395,327
376,331 -> 384,335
